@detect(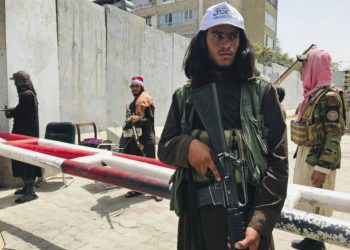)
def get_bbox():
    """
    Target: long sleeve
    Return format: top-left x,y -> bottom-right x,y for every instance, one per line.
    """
158,93 -> 193,168
248,86 -> 289,237
137,106 -> 154,127
306,92 -> 344,169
